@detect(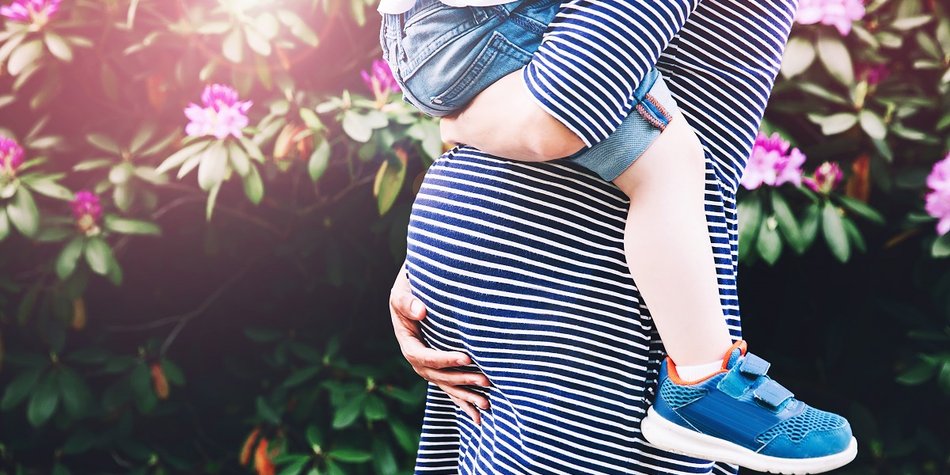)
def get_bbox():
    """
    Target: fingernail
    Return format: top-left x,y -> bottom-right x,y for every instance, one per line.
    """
410,300 -> 423,315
